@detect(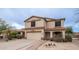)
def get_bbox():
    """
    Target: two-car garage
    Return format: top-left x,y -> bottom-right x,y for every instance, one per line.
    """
26,32 -> 42,40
